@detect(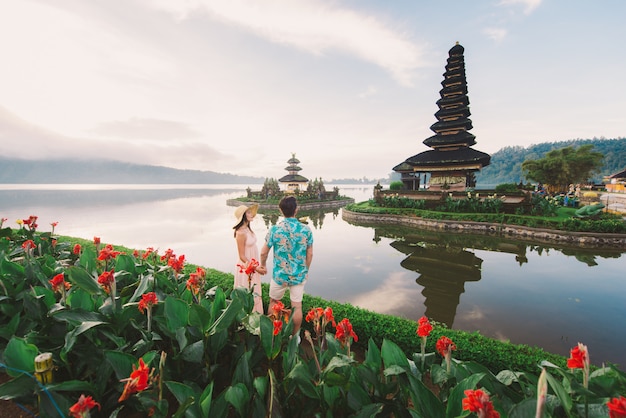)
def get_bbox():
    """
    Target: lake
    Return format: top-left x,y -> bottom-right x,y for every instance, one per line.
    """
0,184 -> 624,367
